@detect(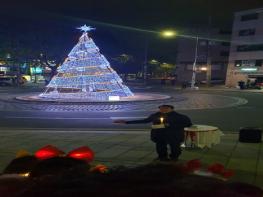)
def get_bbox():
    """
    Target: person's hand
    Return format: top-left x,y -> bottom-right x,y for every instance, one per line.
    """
113,120 -> 127,124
